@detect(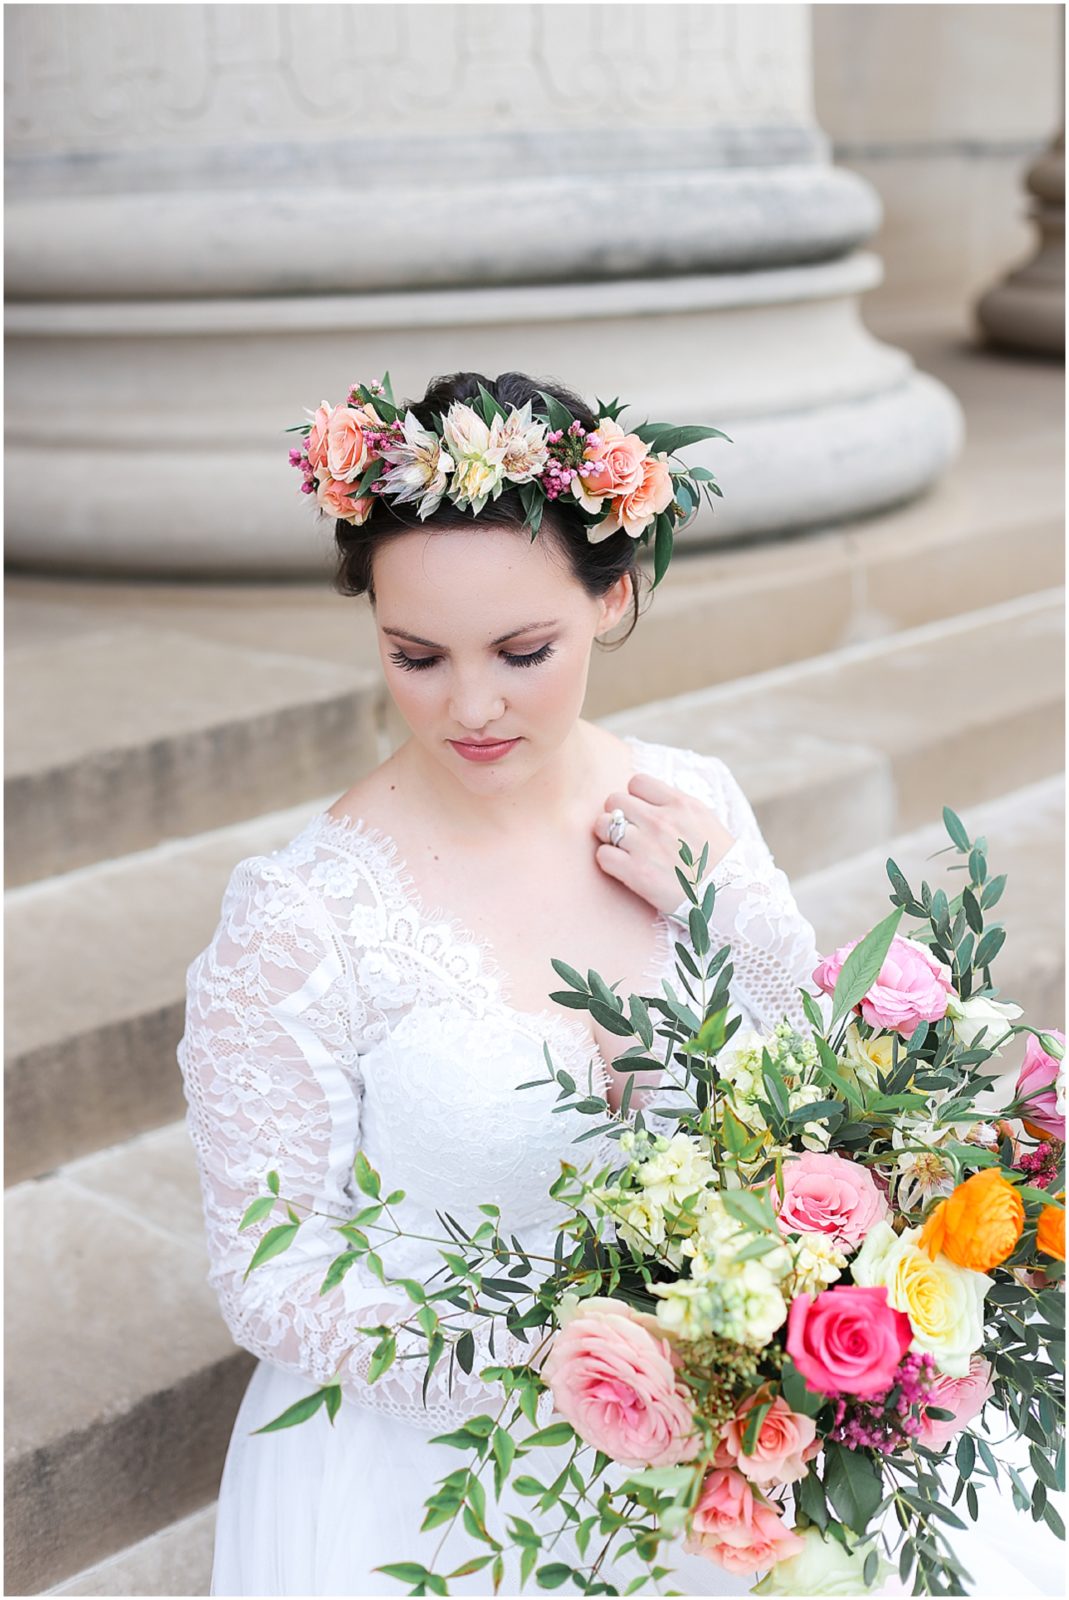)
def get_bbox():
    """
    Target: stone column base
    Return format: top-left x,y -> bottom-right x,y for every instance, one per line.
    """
6,252 -> 962,576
